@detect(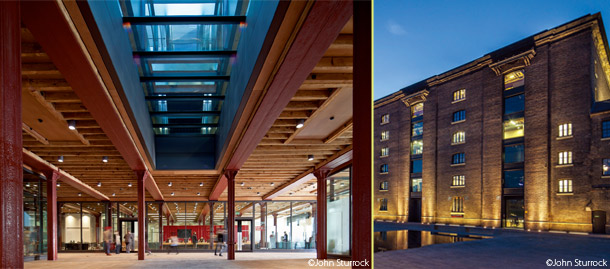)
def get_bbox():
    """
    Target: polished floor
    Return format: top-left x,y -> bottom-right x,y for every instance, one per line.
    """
25,252 -> 346,269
